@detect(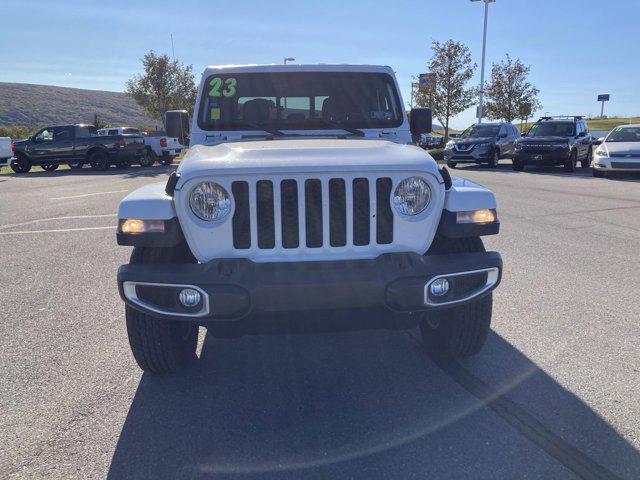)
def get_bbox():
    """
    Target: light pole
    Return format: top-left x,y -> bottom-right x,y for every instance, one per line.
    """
284,57 -> 295,64
471,0 -> 495,124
